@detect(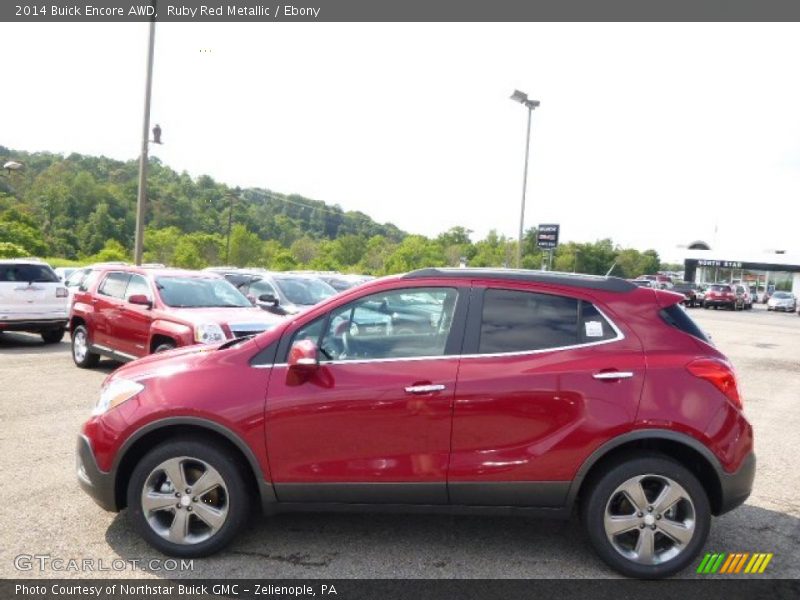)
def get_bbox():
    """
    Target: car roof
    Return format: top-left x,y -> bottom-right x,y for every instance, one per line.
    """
94,265 -> 224,279
402,268 -> 636,292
